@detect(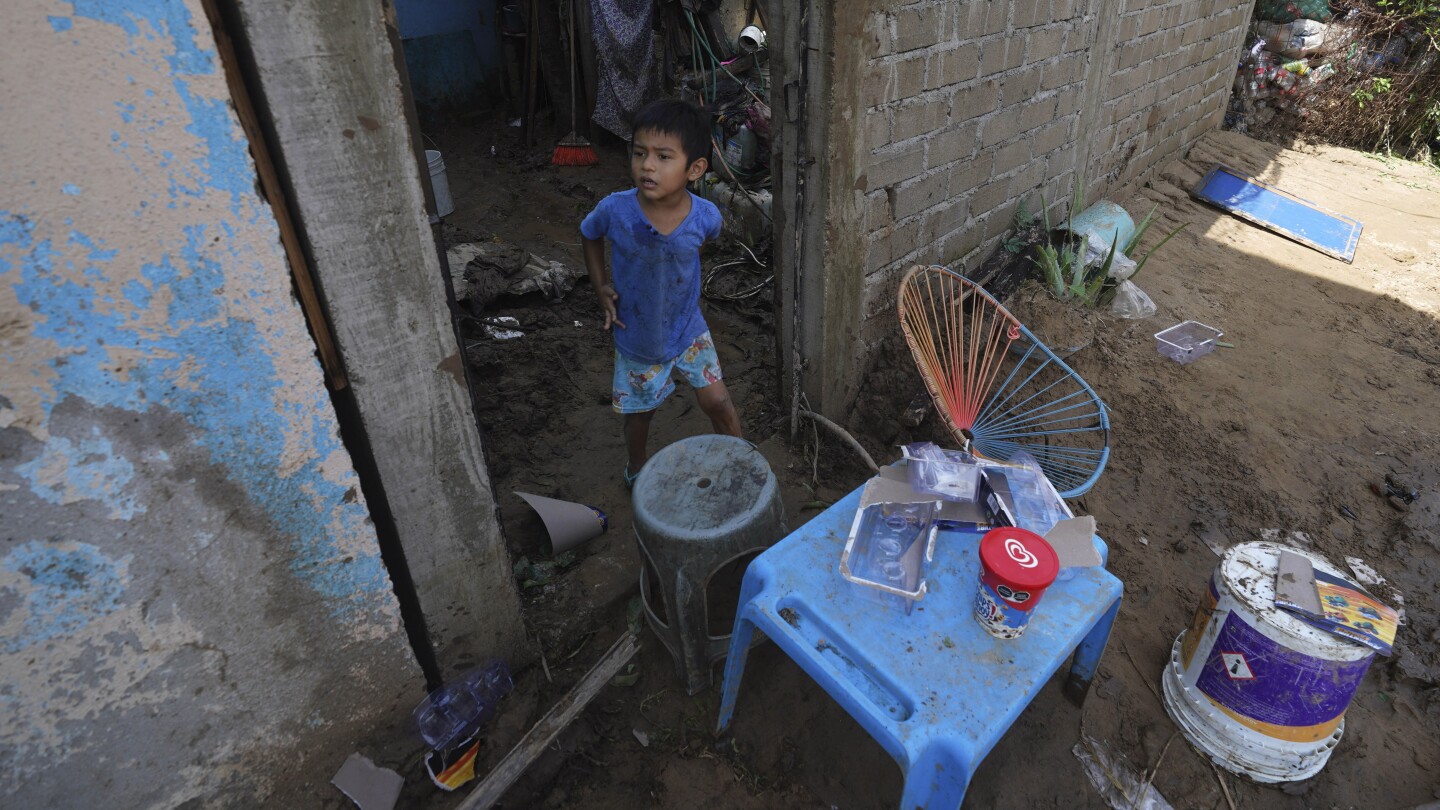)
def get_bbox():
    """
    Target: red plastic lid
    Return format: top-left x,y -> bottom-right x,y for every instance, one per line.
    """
979,527 -> 1059,589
